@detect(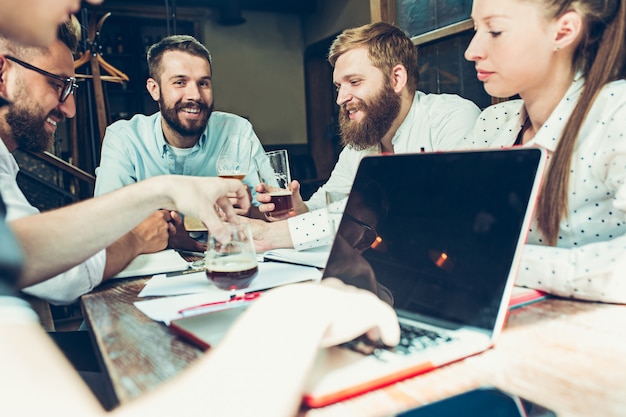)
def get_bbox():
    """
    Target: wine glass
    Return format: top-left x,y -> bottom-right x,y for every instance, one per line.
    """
216,136 -> 253,181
